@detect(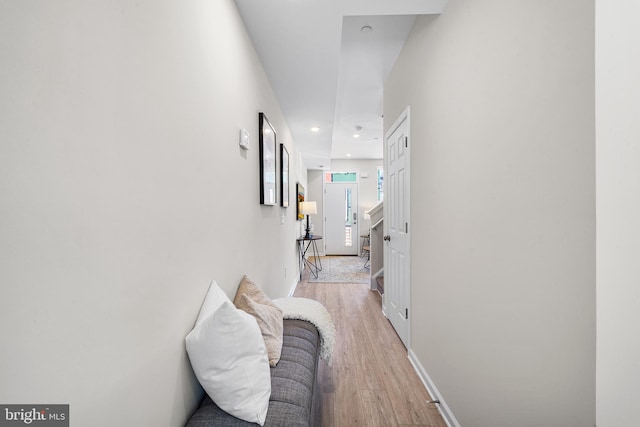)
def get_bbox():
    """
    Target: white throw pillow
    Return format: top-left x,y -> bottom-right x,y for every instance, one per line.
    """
185,281 -> 270,425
